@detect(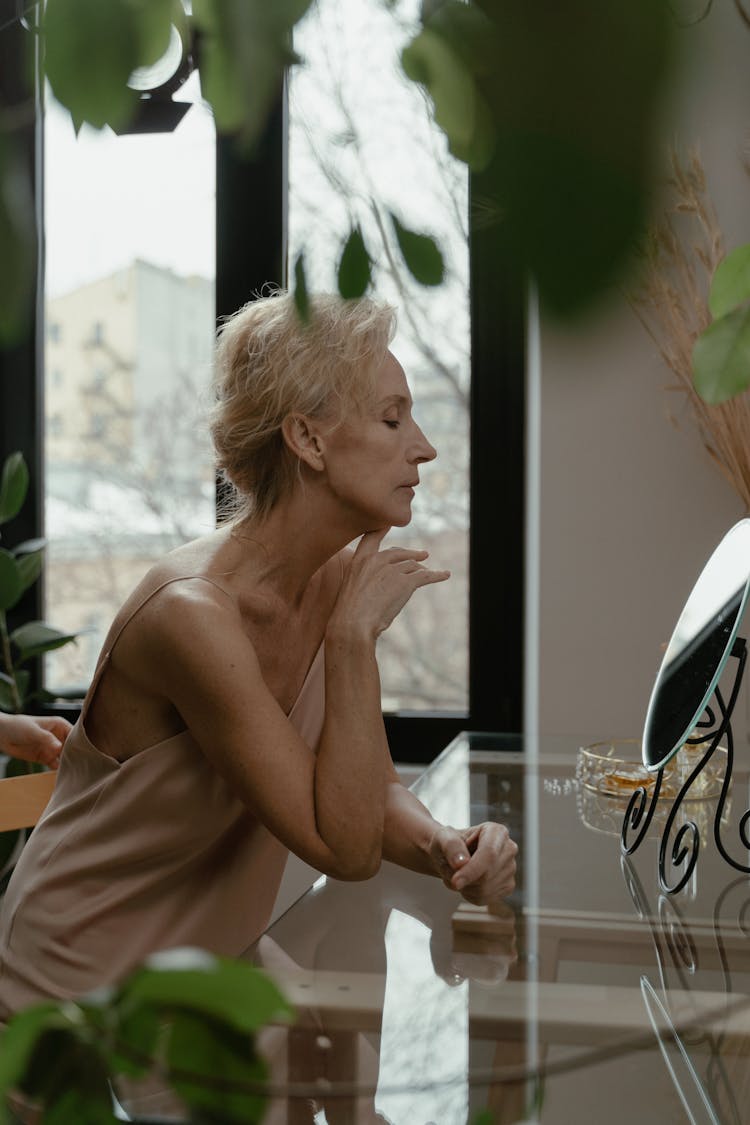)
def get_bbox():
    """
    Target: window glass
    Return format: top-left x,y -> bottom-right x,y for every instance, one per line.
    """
43,75 -> 216,693
289,0 -> 470,711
